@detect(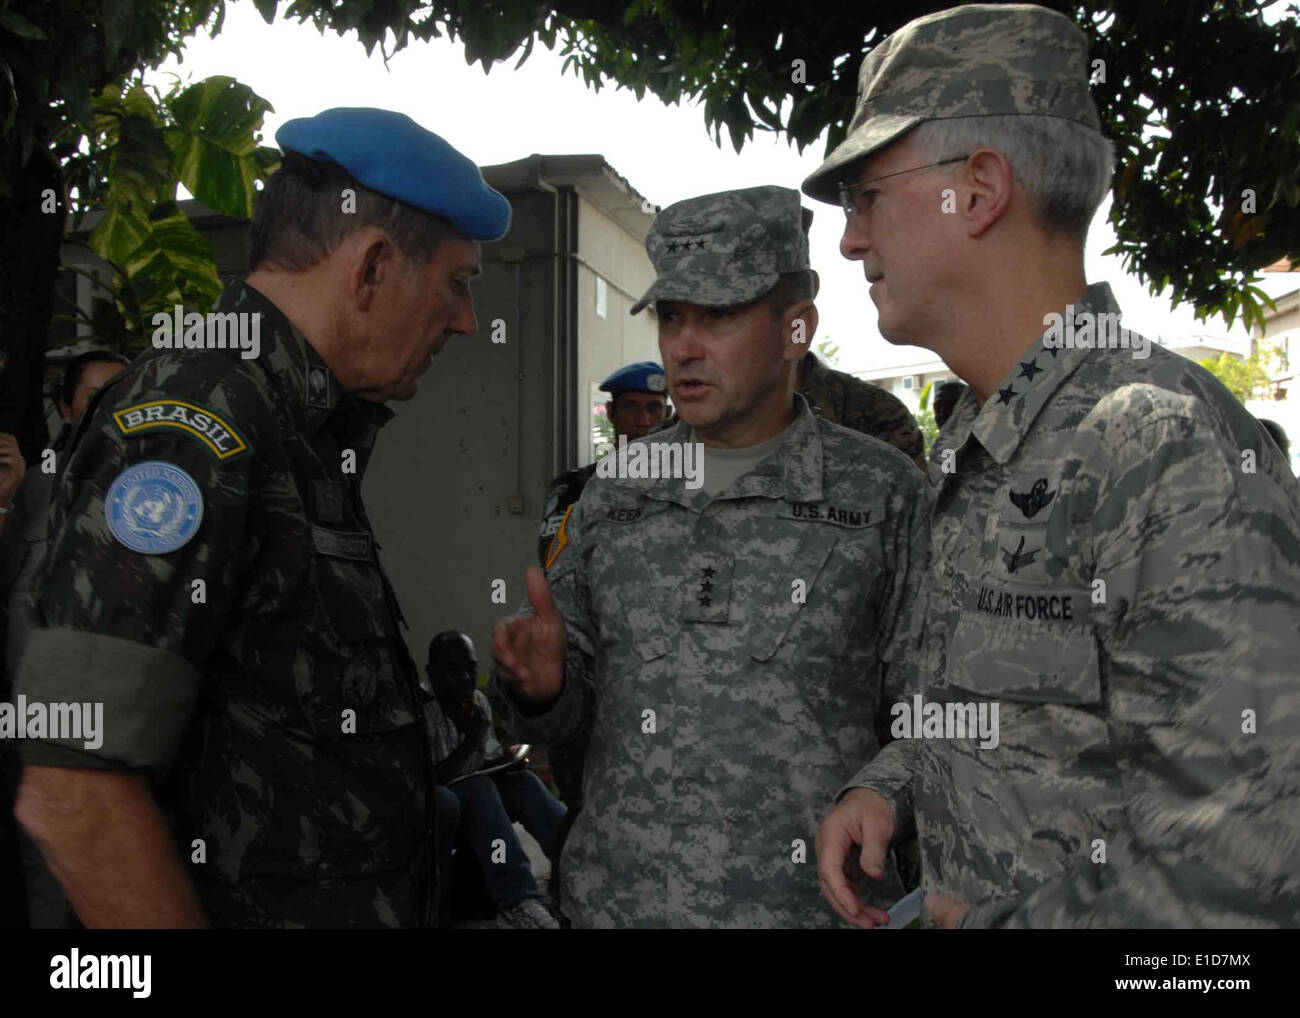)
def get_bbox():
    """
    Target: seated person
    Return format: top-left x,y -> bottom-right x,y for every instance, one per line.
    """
425,630 -> 566,929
